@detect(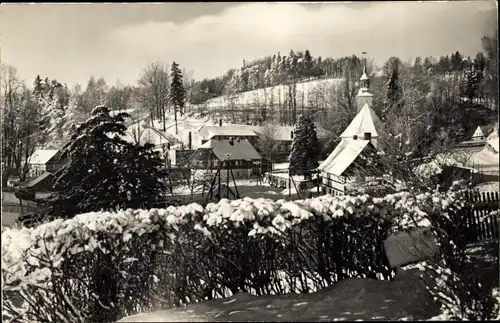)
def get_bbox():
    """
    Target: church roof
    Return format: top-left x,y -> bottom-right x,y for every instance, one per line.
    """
318,139 -> 371,176
340,103 -> 383,139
